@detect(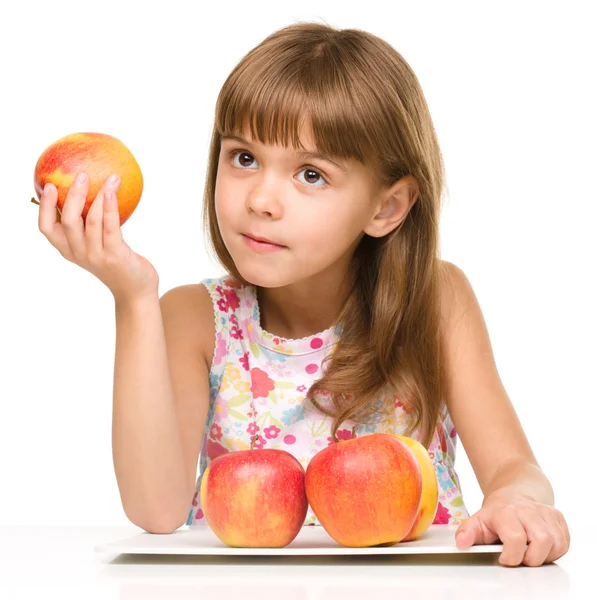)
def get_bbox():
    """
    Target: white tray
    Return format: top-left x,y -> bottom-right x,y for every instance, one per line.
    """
94,524 -> 503,556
